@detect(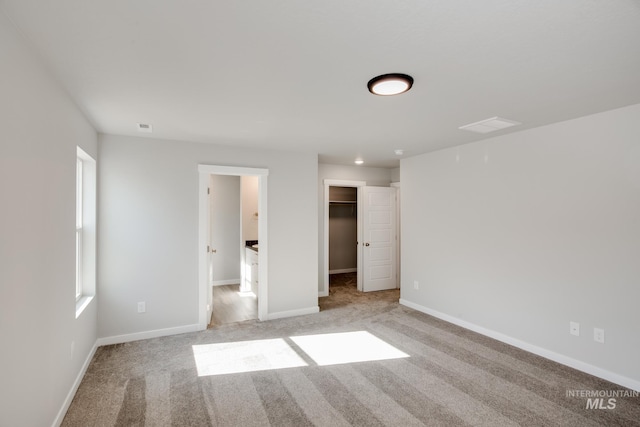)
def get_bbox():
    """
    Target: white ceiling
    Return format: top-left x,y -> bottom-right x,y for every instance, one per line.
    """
3,0 -> 640,167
